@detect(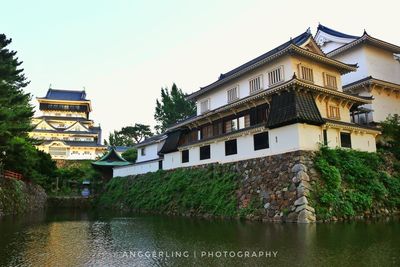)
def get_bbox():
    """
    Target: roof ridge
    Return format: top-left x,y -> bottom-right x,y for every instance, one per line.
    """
317,24 -> 360,39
